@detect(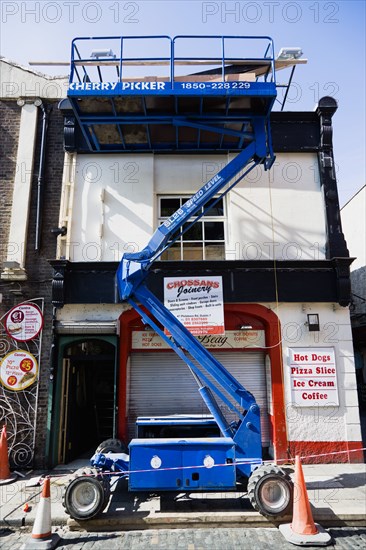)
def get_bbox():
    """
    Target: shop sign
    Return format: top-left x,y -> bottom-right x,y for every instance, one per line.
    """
288,347 -> 339,407
0,350 -> 38,391
164,276 -> 224,335
132,330 -> 265,350
5,303 -> 44,342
